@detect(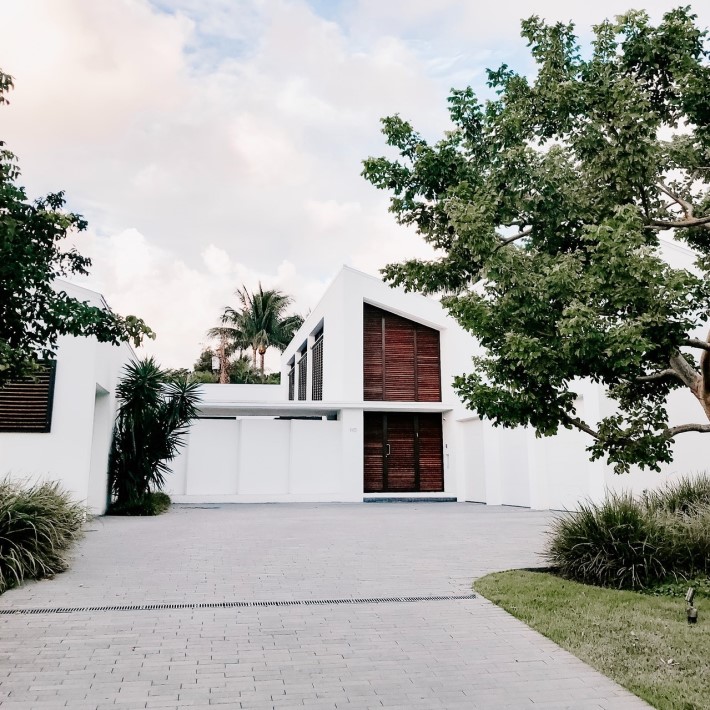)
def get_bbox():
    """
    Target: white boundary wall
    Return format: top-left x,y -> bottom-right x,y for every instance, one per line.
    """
167,410 -> 364,503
